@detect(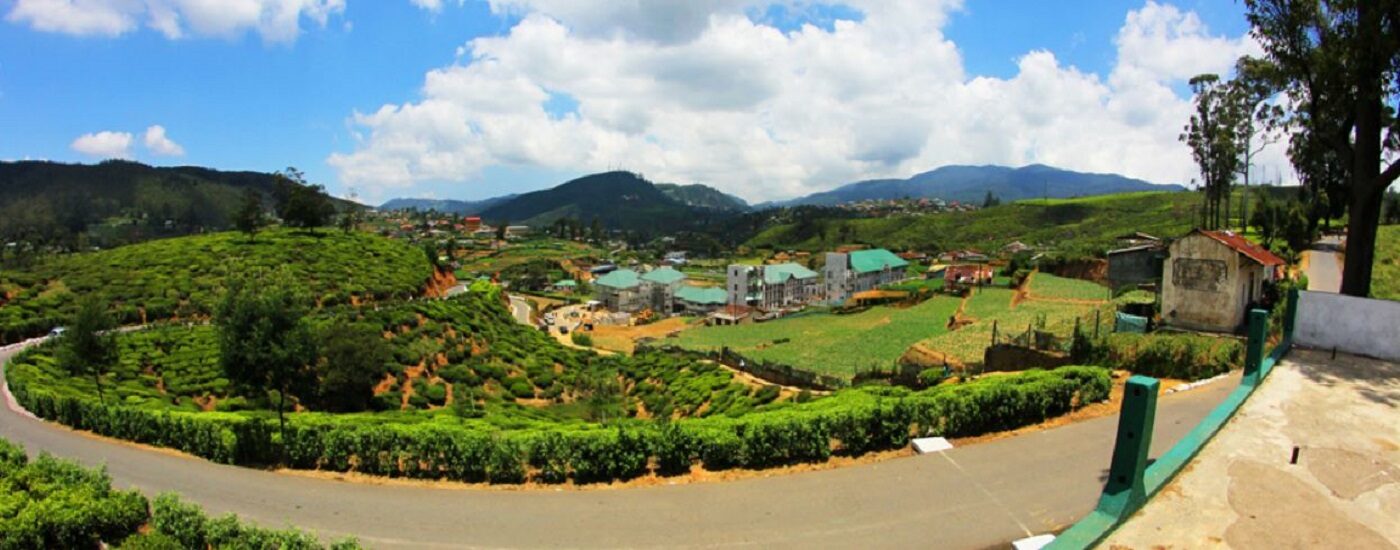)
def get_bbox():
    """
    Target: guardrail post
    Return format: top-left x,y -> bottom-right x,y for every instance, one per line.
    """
1097,375 -> 1159,516
1243,308 -> 1268,386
